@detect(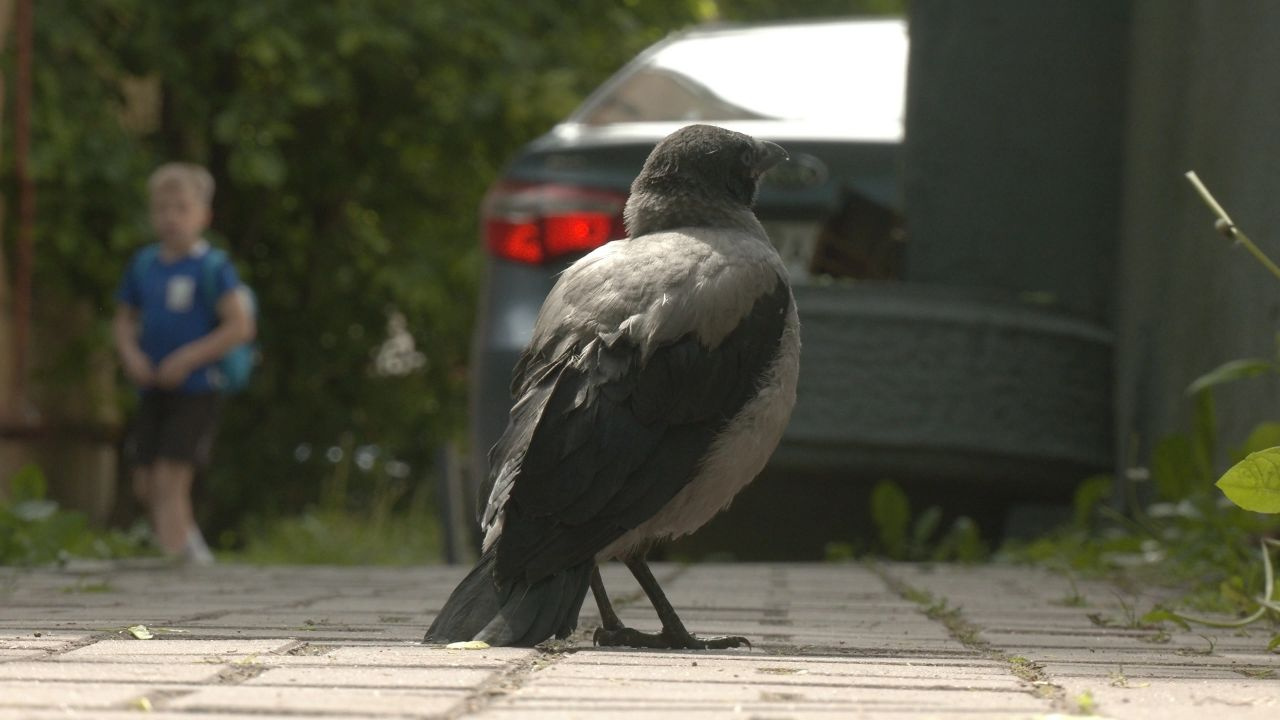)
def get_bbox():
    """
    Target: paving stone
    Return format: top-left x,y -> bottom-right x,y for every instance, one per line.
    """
1054,676 -> 1280,720
246,664 -> 494,689
470,710 -> 1033,720
0,632 -> 92,647
555,650 -> 1018,687
0,661 -> 219,683
322,644 -> 535,667
167,685 -> 465,716
0,713 -> 335,720
0,650 -> 43,661
487,687 -> 1047,717
60,638 -> 293,659
0,680 -> 151,708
